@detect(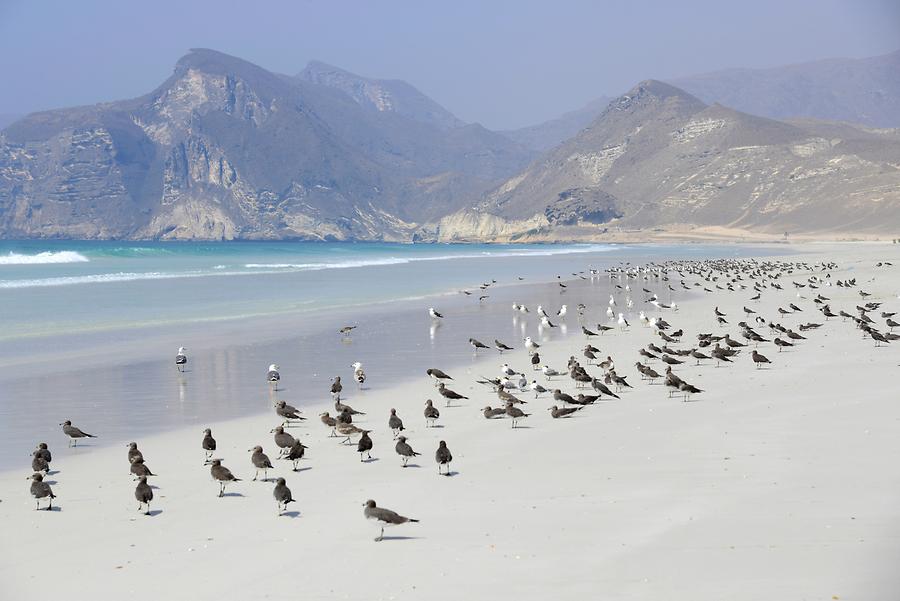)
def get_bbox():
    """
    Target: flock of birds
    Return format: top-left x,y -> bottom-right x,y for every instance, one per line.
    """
24,256 -> 898,541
